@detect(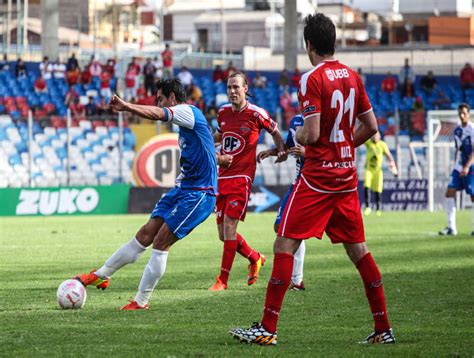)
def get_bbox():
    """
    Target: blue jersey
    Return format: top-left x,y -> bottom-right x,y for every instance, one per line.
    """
453,122 -> 474,172
163,104 -> 217,194
286,114 -> 305,183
